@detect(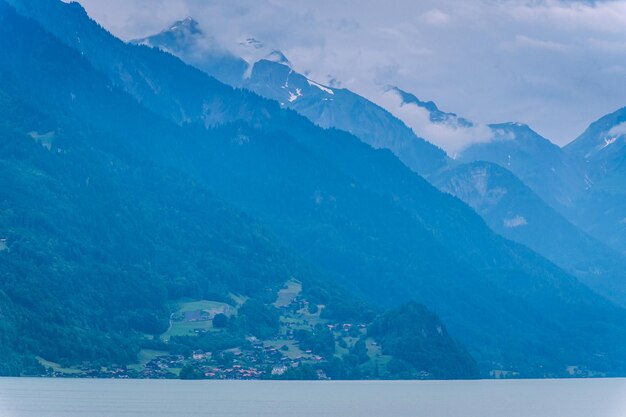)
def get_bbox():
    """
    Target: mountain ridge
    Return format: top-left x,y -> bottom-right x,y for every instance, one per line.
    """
131,17 -> 451,176
4,0 -> 626,378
